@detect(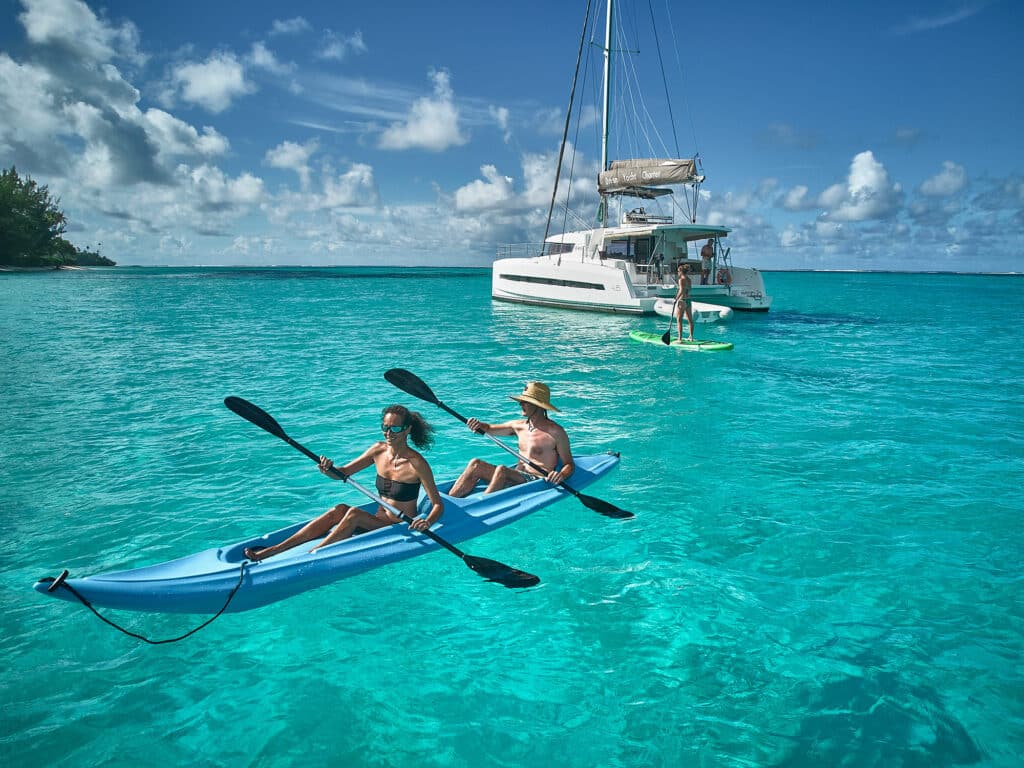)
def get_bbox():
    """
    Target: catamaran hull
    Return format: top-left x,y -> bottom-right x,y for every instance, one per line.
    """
491,257 -> 658,314
691,266 -> 772,311
34,453 -> 620,614
492,292 -> 654,314
491,244 -> 771,314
